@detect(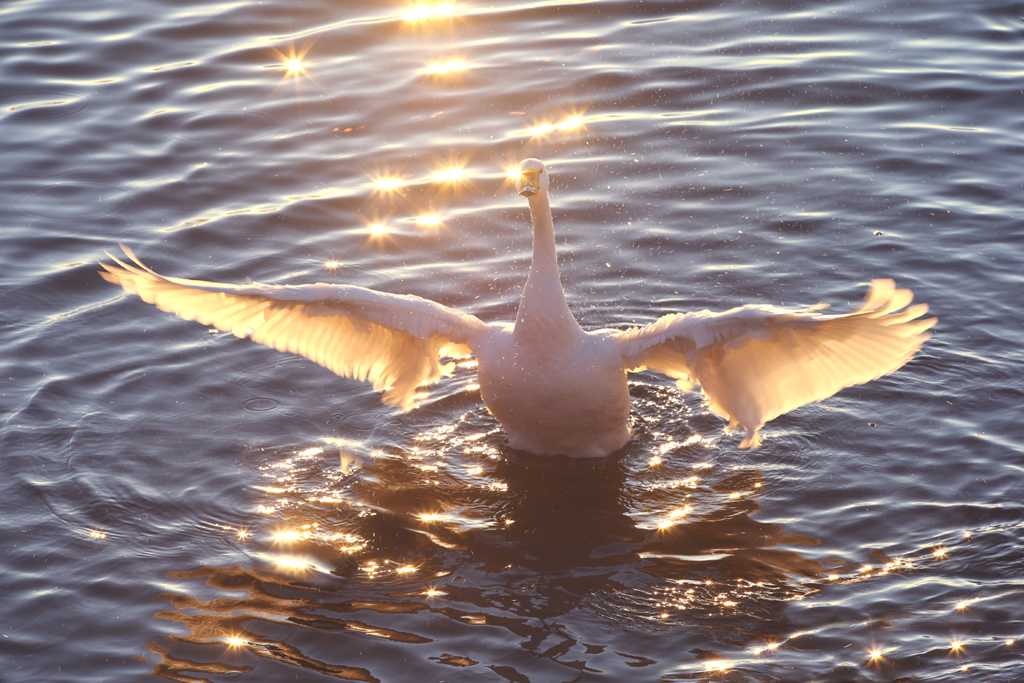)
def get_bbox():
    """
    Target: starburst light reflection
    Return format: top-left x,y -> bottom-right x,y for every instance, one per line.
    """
273,529 -> 306,544
428,60 -> 467,75
373,176 -> 405,192
276,556 -> 311,572
225,635 -> 247,648
416,214 -> 442,228
418,512 -> 446,523
432,166 -> 464,182
270,43 -> 316,86
403,2 -> 455,21
671,506 -> 690,518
